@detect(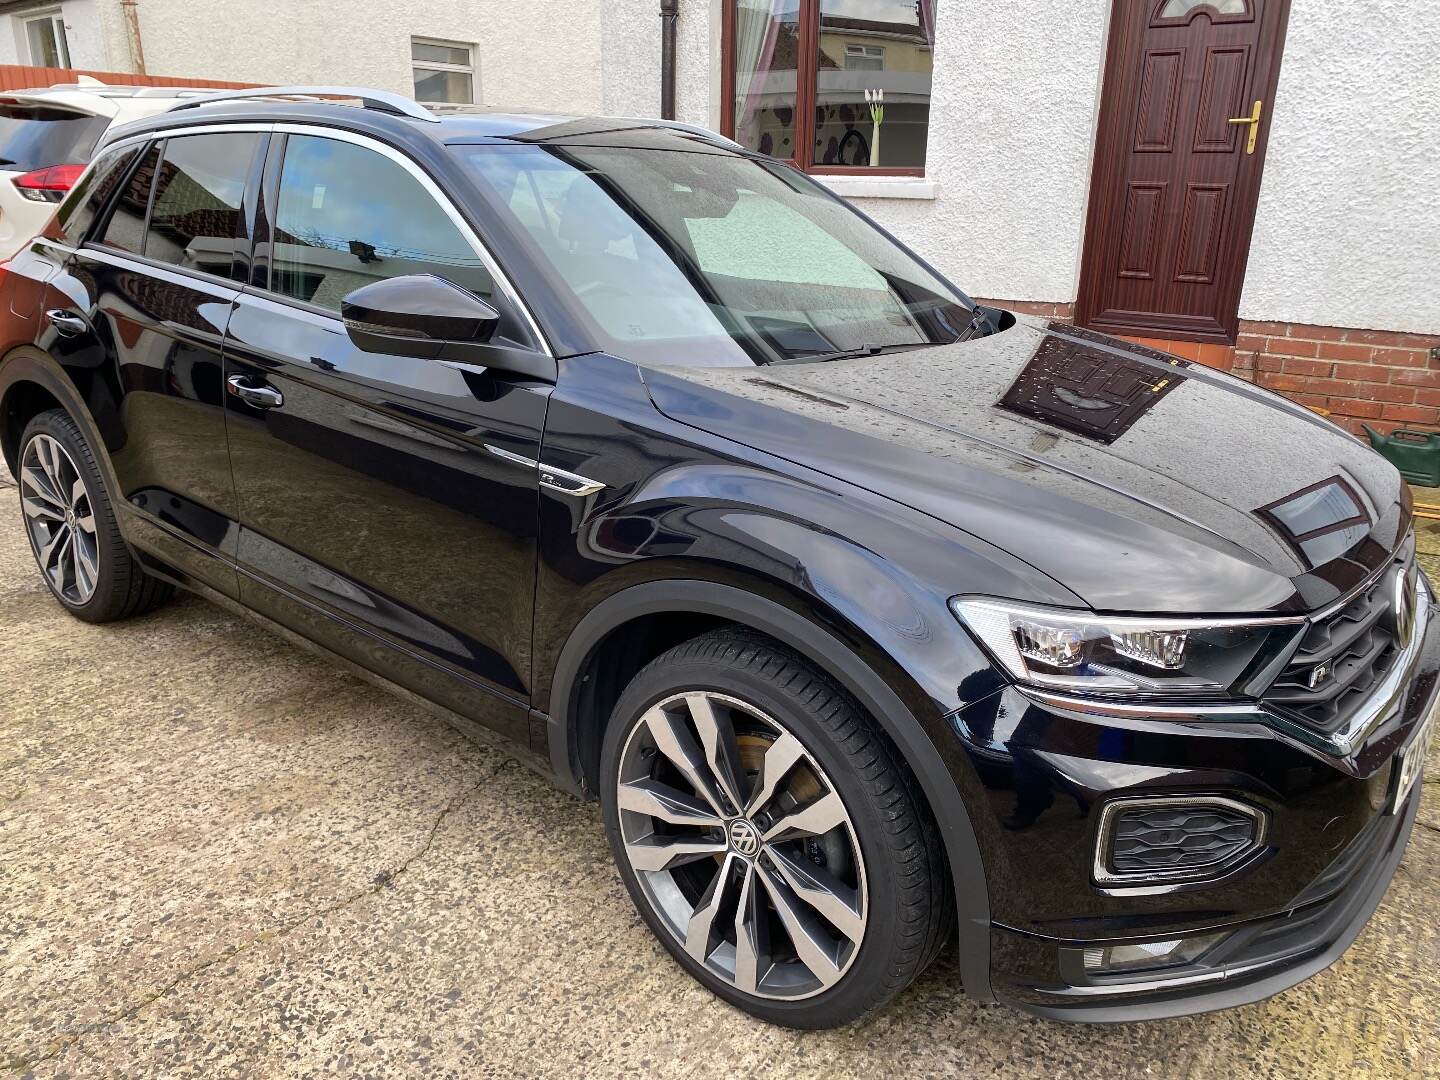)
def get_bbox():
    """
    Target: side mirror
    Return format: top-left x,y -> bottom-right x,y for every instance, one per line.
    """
341,274 -> 501,358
